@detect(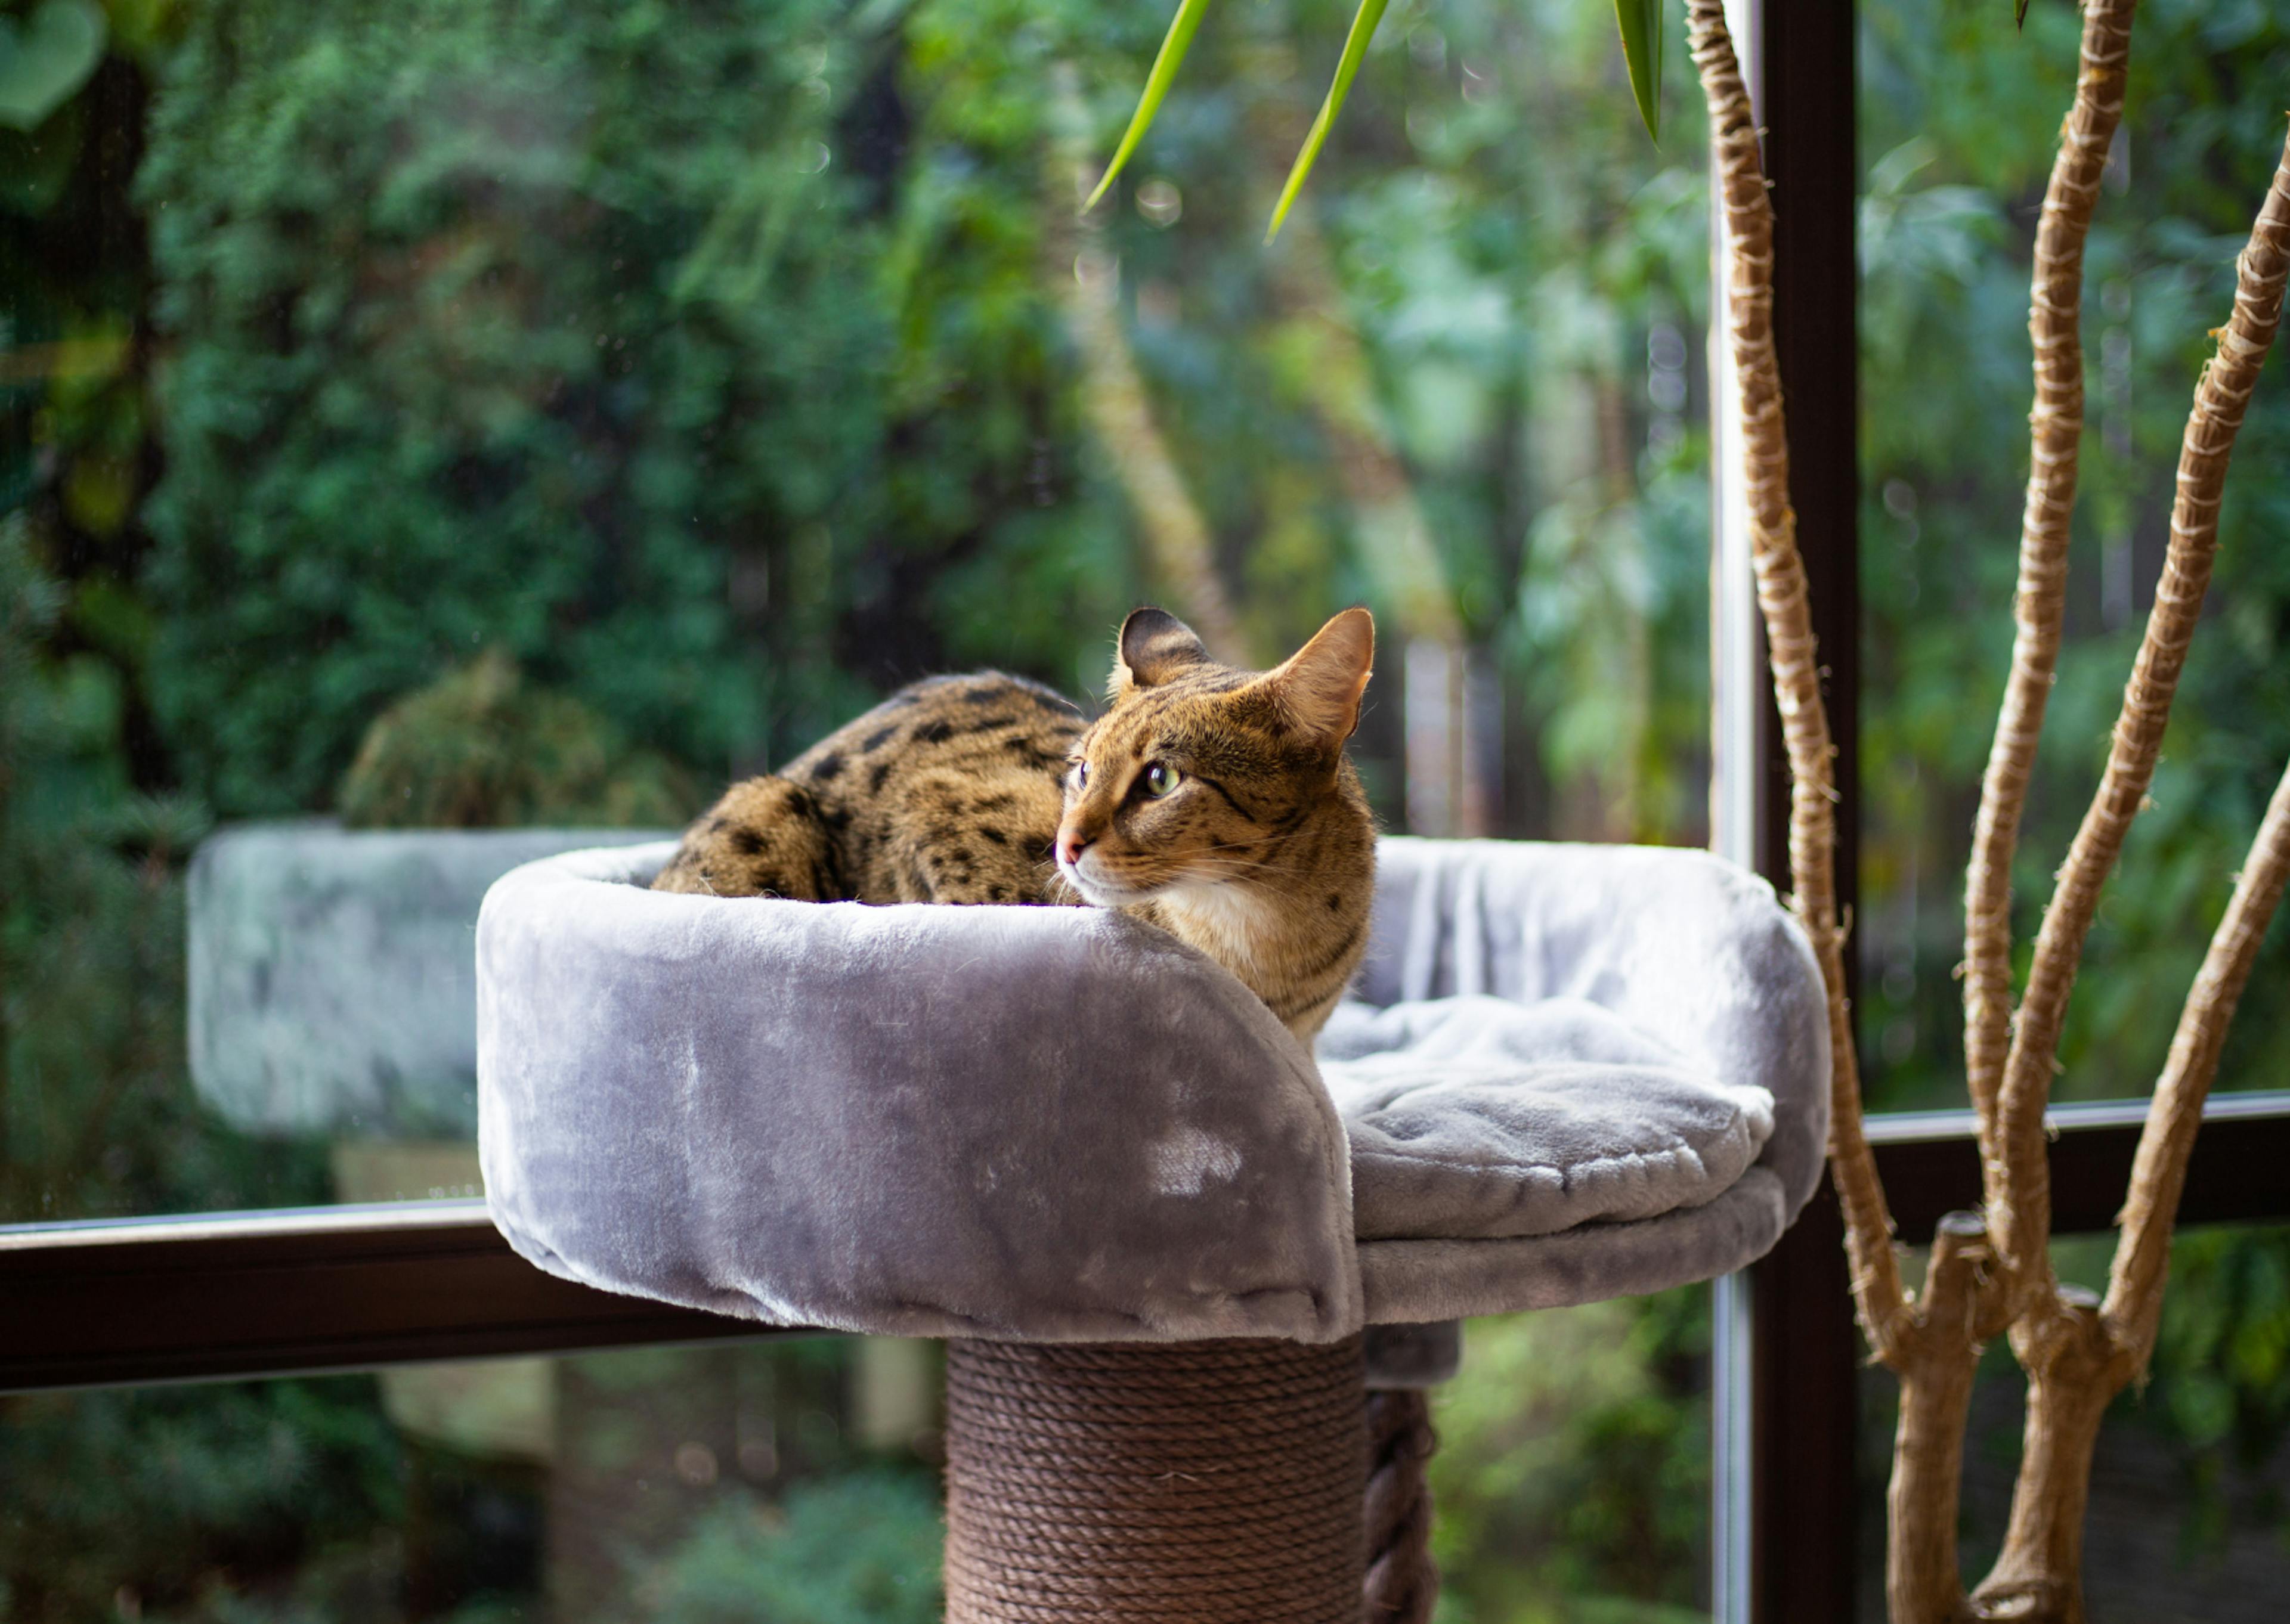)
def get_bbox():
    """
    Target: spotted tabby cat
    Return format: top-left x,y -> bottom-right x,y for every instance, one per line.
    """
652,607 -> 1376,1039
